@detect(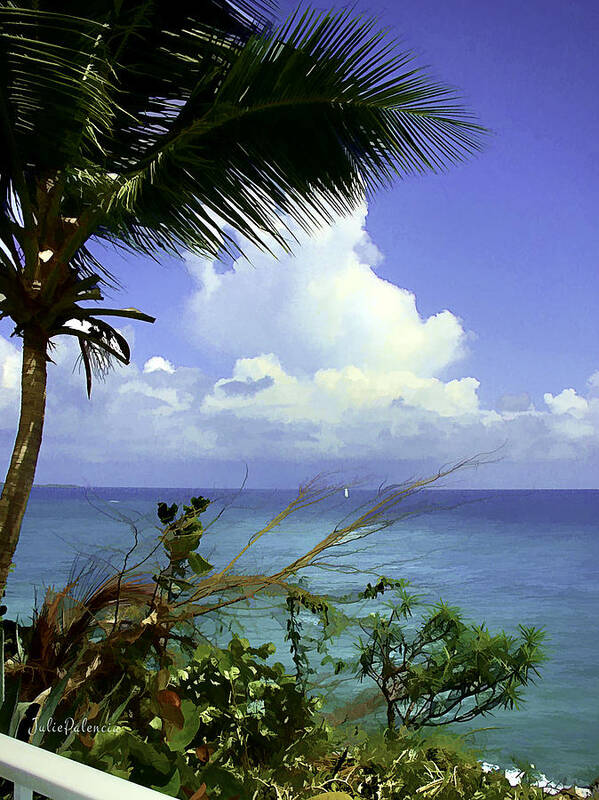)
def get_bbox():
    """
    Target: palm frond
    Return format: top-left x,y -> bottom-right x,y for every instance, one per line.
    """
55,304 -> 154,396
55,317 -> 129,397
0,1 -> 274,177
0,8 -> 117,174
0,3 -> 485,264
99,7 -> 486,259
0,2 -> 486,402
